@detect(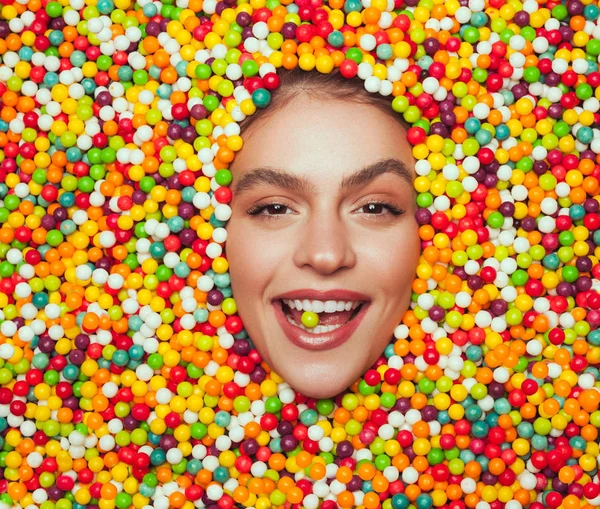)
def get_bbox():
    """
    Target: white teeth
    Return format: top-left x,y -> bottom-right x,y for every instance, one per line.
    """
324,300 -> 337,313
284,312 -> 345,333
283,298 -> 362,313
311,301 -> 325,313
